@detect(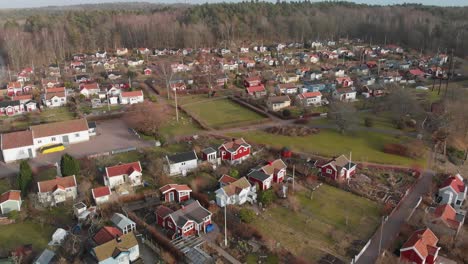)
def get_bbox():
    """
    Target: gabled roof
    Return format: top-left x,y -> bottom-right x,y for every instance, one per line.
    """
335,87 -> 355,94
166,151 -> 198,164
31,119 -> 89,138
11,94 -> 33,101
218,174 -> 237,185
93,232 -> 138,262
159,184 -> 192,194
92,186 -> 111,199
45,87 -> 65,93
440,174 -> 465,193
221,177 -> 252,196
261,159 -> 287,176
93,226 -> 123,245
267,96 -> 291,104
155,205 -> 174,219
111,213 -> 135,229
0,190 -> 21,204
219,138 -> 250,153
298,91 -> 322,99
37,175 -> 77,193
316,155 -> 356,171
1,130 -> 34,150
105,162 -> 142,178
248,170 -> 271,182
433,204 -> 464,230
169,200 -> 211,226
202,147 -> 216,155
401,228 -> 439,261
246,84 -> 265,94
0,100 -> 21,108
120,90 -> 143,98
